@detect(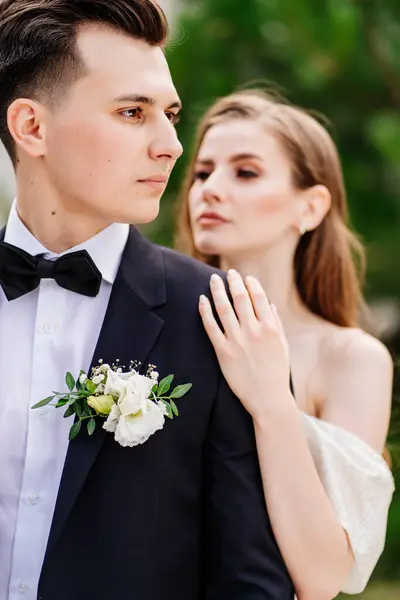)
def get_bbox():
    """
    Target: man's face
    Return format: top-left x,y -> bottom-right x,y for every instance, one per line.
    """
42,26 -> 183,225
